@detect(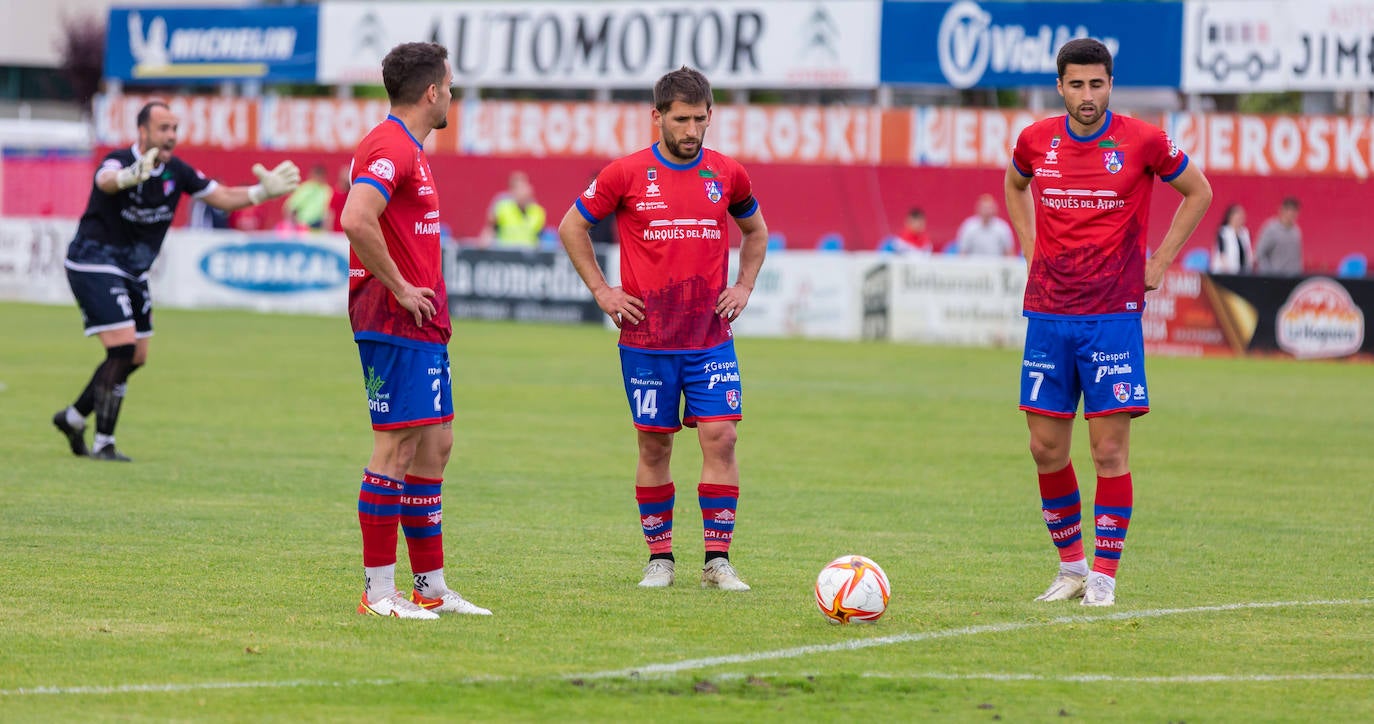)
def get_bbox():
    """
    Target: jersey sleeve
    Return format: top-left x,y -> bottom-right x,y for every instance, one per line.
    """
354,136 -> 406,202
574,160 -> 627,223
1010,125 -> 1035,178
176,159 -> 215,197
726,159 -> 758,219
1147,125 -> 1188,182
